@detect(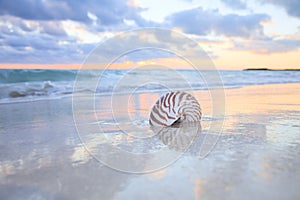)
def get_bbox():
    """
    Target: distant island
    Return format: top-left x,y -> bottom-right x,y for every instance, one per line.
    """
244,68 -> 300,71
